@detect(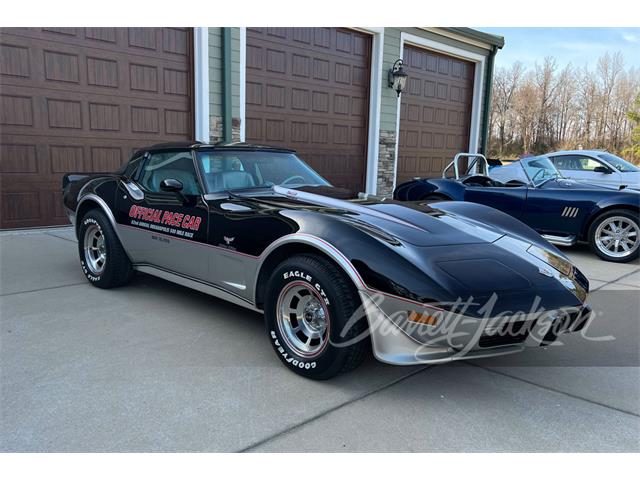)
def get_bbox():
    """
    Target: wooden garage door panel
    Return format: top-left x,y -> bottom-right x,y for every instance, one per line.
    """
0,28 -> 193,228
397,46 -> 474,185
245,28 -> 371,192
